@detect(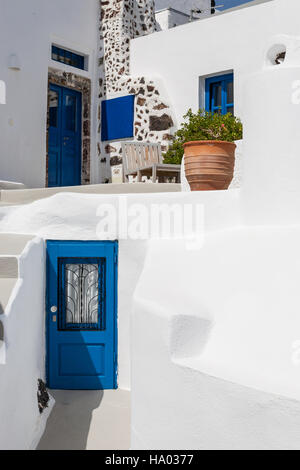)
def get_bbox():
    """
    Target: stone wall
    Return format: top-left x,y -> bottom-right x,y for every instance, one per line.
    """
98,0 -> 175,183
